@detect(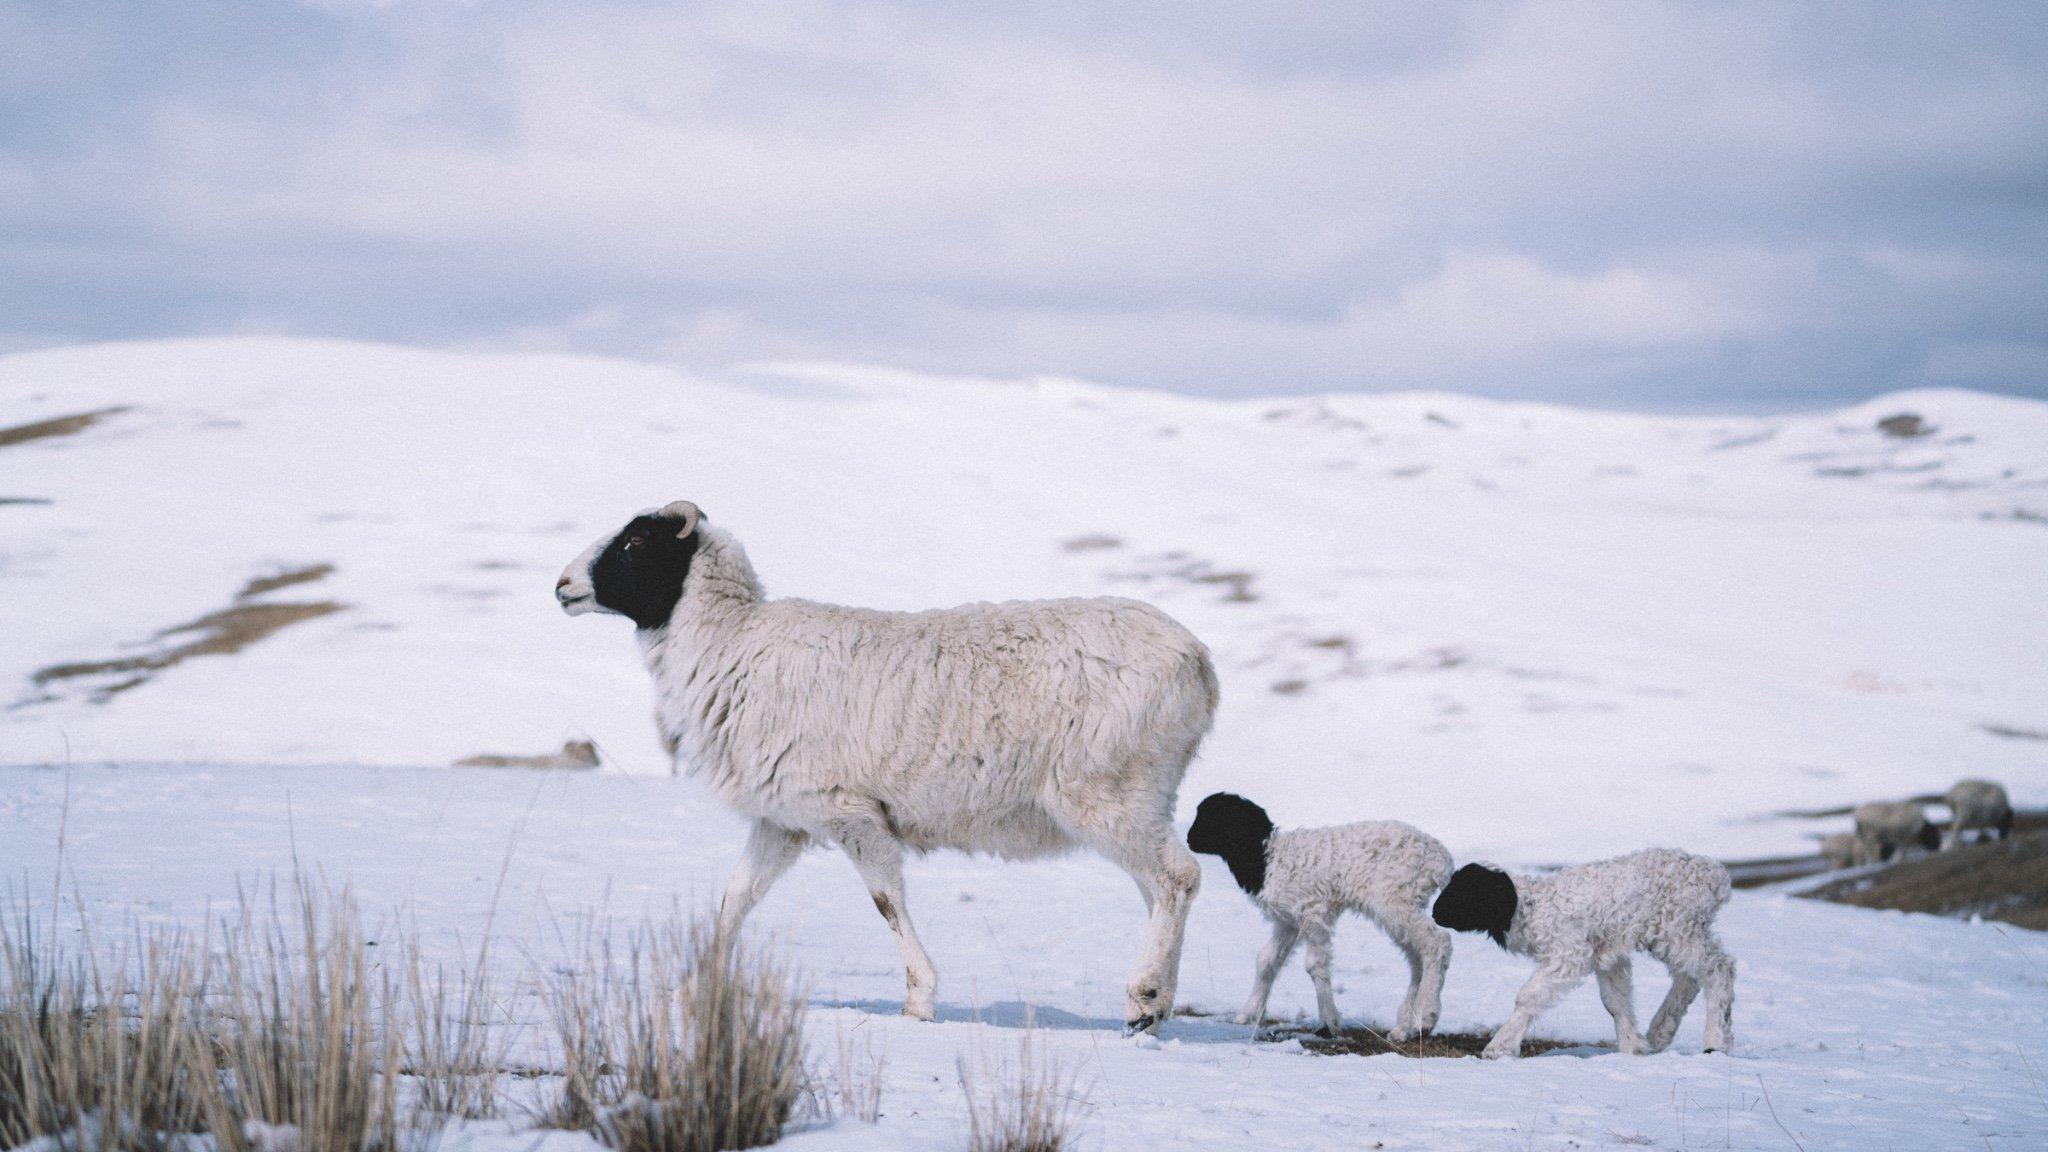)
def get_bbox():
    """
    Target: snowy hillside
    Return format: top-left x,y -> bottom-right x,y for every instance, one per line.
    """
3,337 -> 2046,860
